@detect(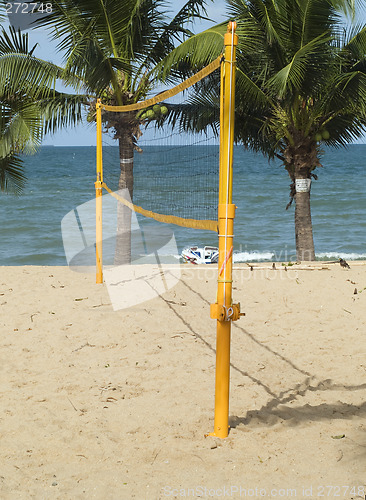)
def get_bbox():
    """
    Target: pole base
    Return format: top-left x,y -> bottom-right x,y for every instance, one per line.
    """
205,427 -> 230,439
